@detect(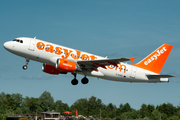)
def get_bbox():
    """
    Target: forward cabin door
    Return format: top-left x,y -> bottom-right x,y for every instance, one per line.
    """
28,39 -> 36,51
